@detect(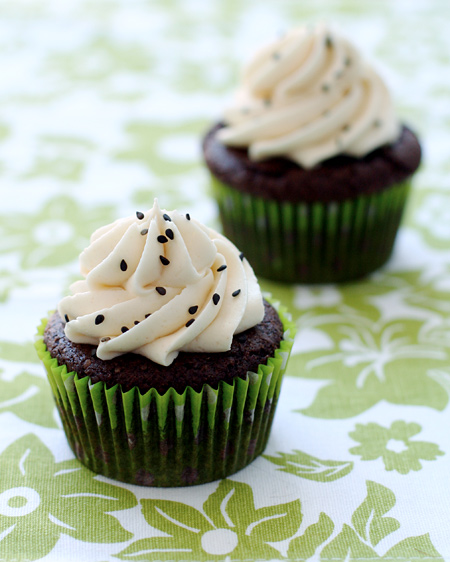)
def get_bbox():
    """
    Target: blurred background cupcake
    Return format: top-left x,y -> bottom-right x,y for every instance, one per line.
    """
203,23 -> 421,283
